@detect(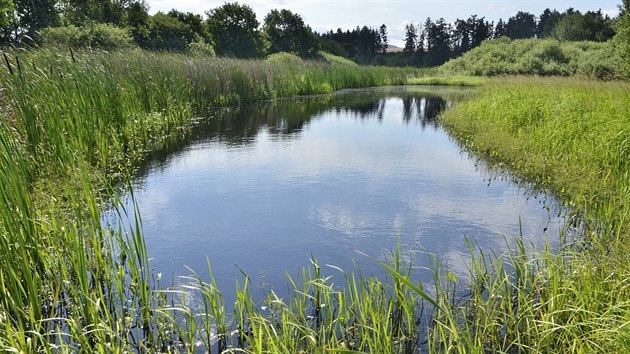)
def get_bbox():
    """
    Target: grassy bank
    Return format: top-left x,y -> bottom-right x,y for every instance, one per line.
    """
441,77 -> 628,239
433,77 -> 630,352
